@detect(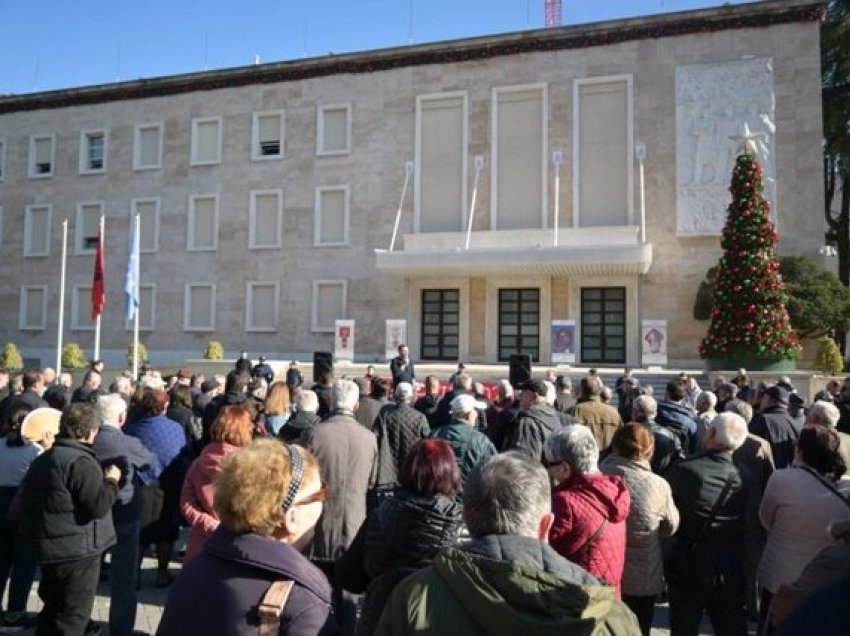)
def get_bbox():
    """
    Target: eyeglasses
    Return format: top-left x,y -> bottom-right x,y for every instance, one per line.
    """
541,459 -> 565,469
294,484 -> 329,507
